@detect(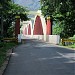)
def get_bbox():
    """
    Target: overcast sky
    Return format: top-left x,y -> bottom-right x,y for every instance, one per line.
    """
14,0 -> 40,11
